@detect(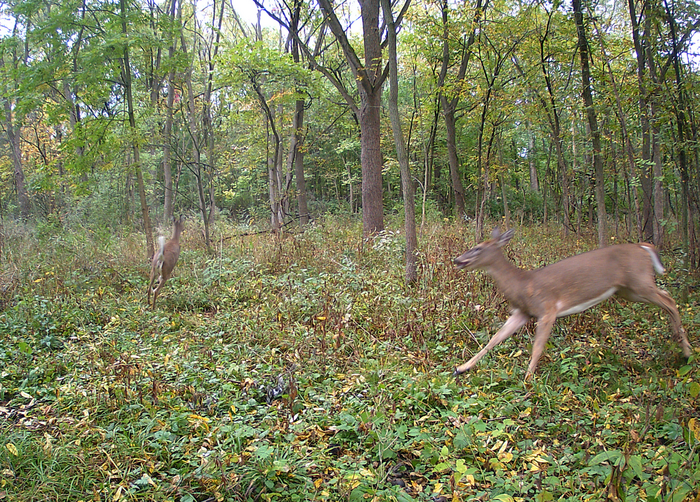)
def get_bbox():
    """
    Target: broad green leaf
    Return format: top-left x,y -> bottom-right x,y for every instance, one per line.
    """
493,494 -> 515,502
678,365 -> 692,377
588,450 -> 624,467
627,455 -> 645,480
689,382 -> 700,398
